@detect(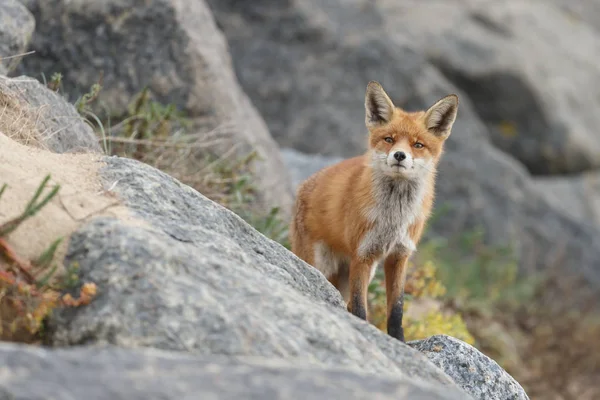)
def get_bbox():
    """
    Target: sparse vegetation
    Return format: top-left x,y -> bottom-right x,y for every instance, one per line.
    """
366,206 -> 531,347
0,175 -> 97,343
72,80 -> 291,247
419,227 -> 538,309
44,72 -> 63,93
368,257 -> 476,345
